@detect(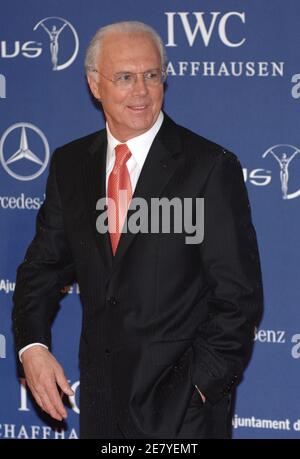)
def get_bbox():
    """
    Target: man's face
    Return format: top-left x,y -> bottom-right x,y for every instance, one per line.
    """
87,32 -> 164,142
